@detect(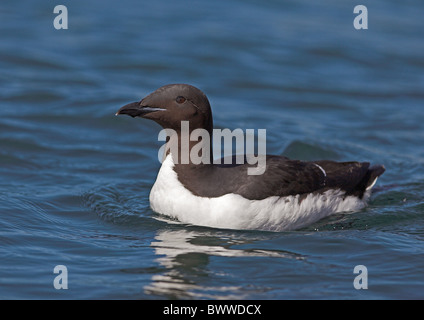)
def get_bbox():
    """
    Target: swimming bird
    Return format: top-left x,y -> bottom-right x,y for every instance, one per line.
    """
116,84 -> 385,231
